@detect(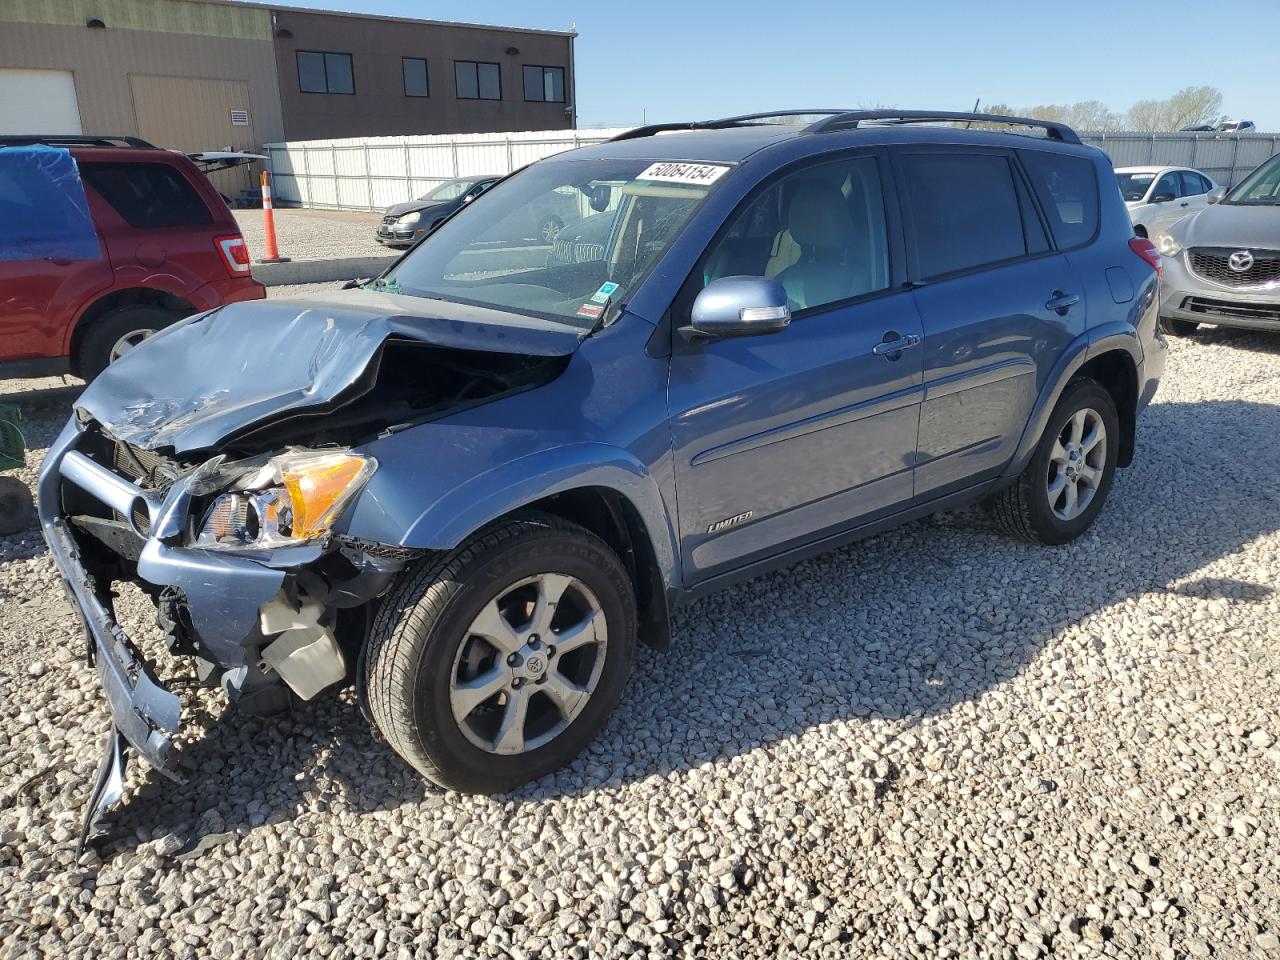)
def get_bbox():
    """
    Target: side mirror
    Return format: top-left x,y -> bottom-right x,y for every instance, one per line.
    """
1151,192 -> 1175,204
686,276 -> 791,339
462,193 -> 477,204
1207,186 -> 1227,204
